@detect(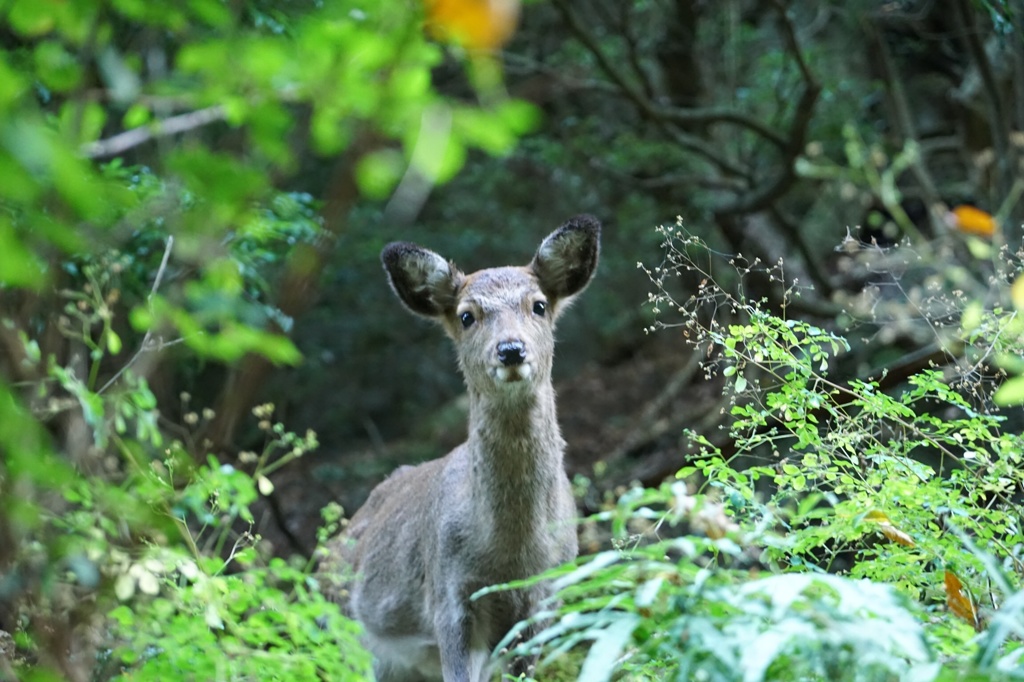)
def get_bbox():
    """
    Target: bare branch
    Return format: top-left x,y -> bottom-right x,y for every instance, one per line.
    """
770,0 -> 815,88
715,2 -> 821,216
82,105 -> 226,159
201,131 -> 378,450
658,105 -> 788,149
550,0 -> 787,171
149,235 -> 174,301
617,0 -> 657,101
97,235 -> 175,395
954,0 -> 1017,241
863,16 -> 941,211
